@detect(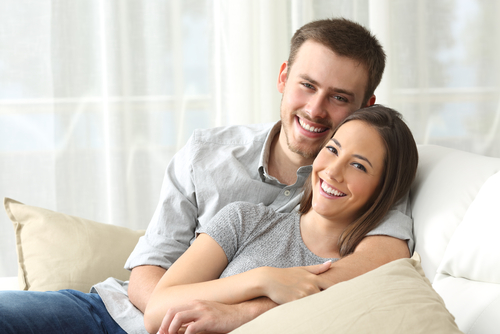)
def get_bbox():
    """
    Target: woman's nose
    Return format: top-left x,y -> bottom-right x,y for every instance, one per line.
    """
325,160 -> 344,183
